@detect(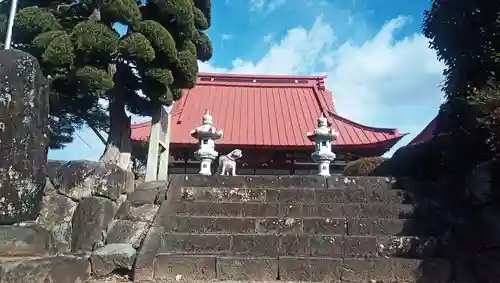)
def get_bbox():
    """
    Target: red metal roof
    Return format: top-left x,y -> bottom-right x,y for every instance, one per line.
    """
131,73 -> 404,149
408,114 -> 438,145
